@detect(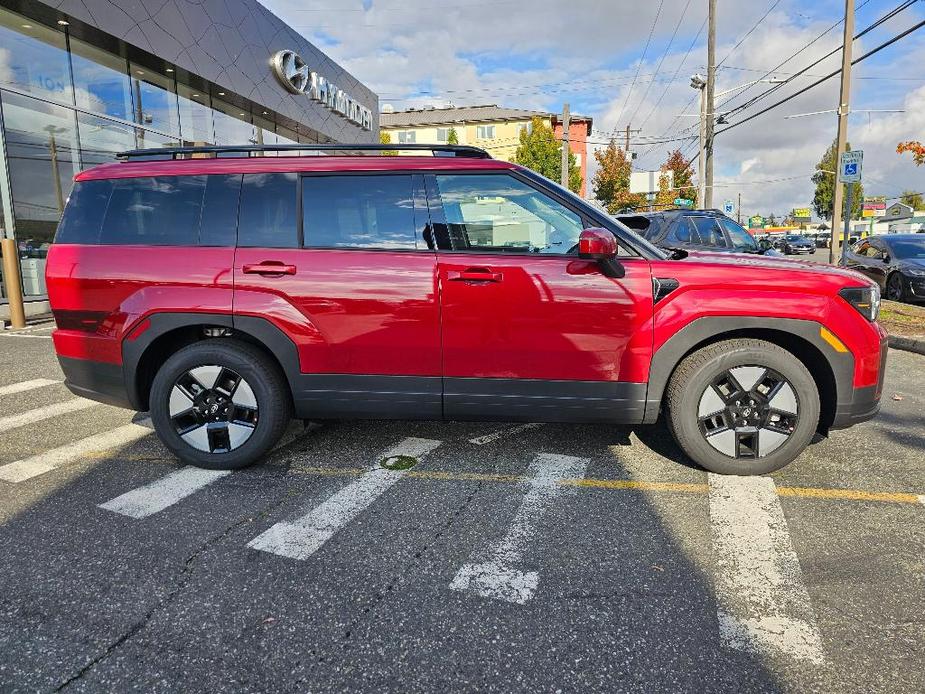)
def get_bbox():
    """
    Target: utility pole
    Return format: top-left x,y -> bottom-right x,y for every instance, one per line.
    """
560,103 -> 570,188
698,85 -> 706,207
704,0 -> 717,209
829,0 -> 855,264
618,124 -> 642,159
737,192 -> 742,225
